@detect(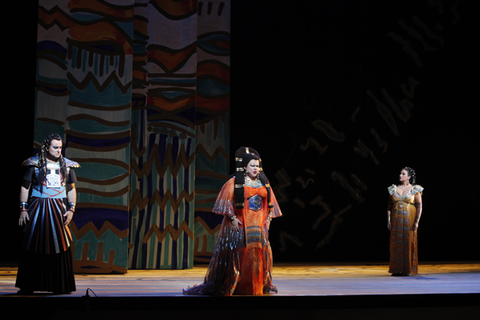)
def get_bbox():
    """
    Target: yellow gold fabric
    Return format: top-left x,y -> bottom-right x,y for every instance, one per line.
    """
388,184 -> 424,275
